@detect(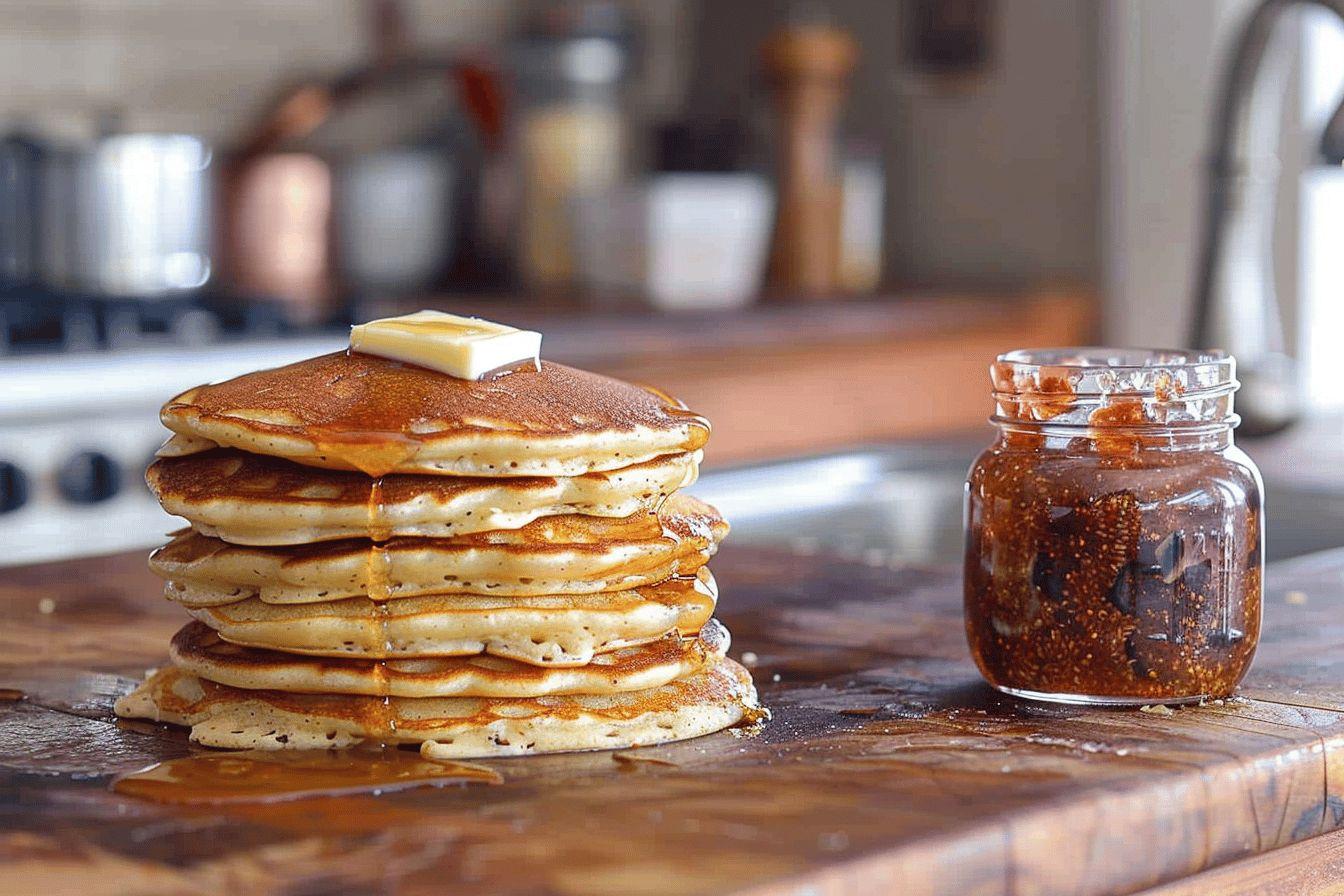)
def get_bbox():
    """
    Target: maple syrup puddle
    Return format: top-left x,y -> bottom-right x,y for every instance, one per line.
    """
111,749 -> 502,804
